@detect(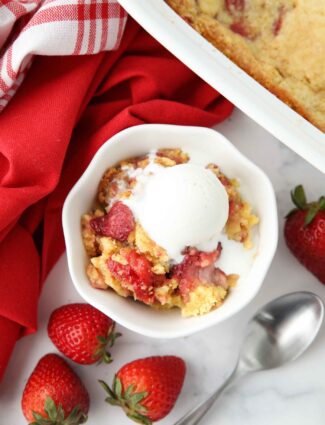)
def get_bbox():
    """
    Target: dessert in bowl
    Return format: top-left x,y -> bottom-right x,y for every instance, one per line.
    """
63,124 -> 277,338
82,148 -> 258,317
